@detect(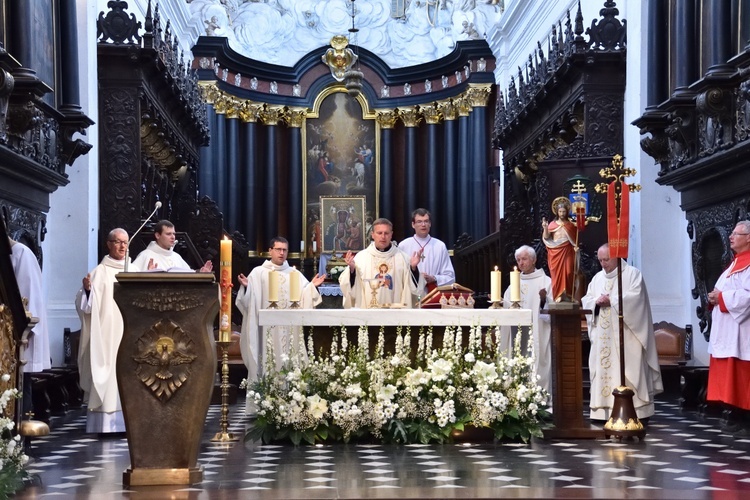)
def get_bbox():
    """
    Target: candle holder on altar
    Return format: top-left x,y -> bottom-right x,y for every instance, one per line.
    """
510,300 -> 521,309
489,299 -> 503,309
211,340 -> 239,442
267,300 -> 279,309
289,300 -> 300,309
